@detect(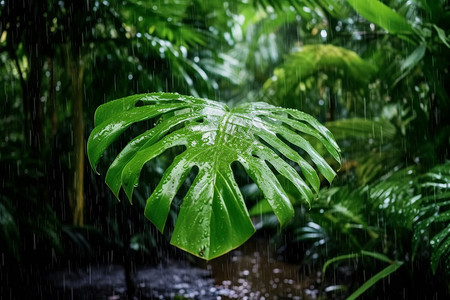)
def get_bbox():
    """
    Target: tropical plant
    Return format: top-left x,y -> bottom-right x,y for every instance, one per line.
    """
87,92 -> 341,259
263,44 -> 377,119
252,0 -> 449,297
322,250 -> 404,300
412,163 -> 450,274
326,117 -> 400,185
